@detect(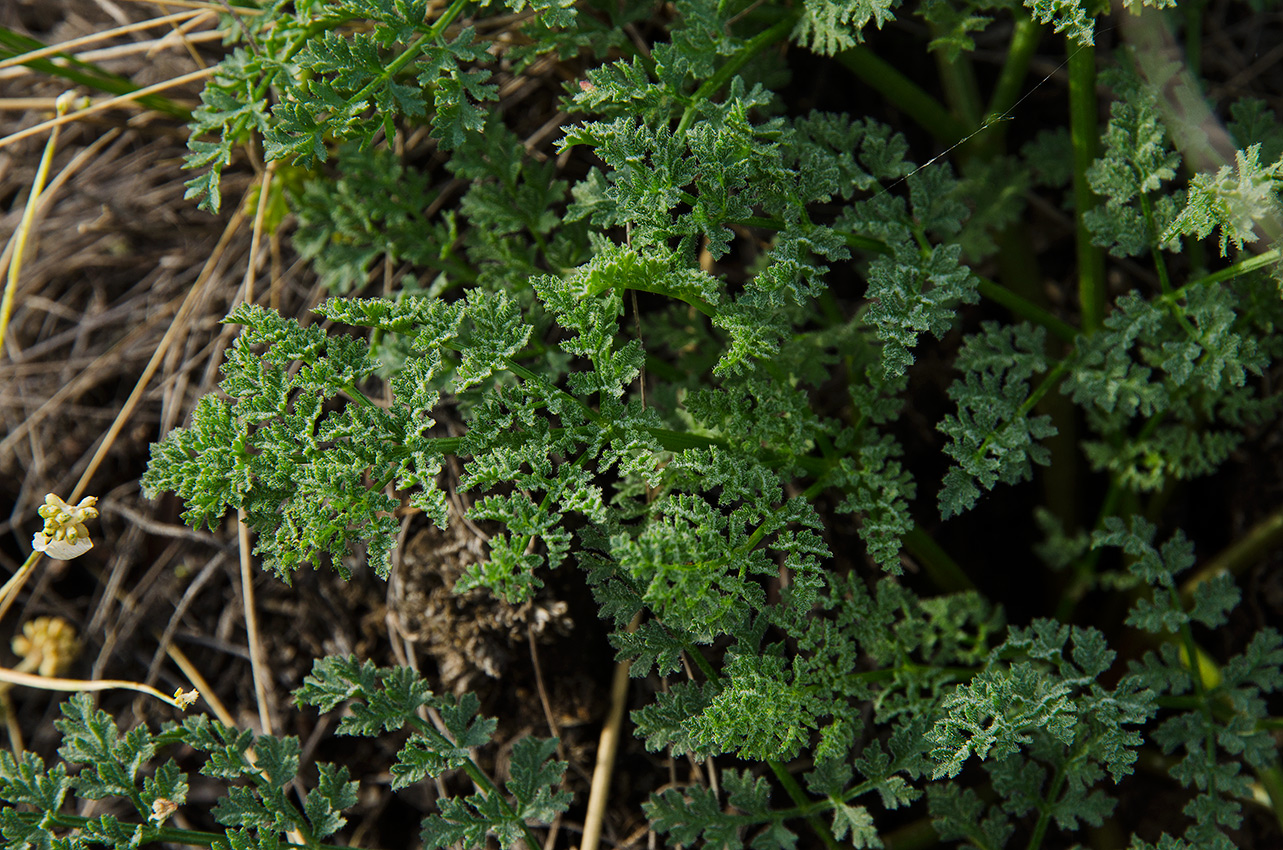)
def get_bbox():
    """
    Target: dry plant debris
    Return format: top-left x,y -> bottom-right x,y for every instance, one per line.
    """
0,1 -> 612,846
